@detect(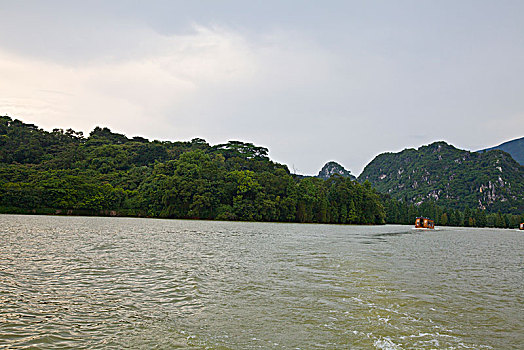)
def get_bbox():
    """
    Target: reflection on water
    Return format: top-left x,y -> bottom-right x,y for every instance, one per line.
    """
0,215 -> 522,349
